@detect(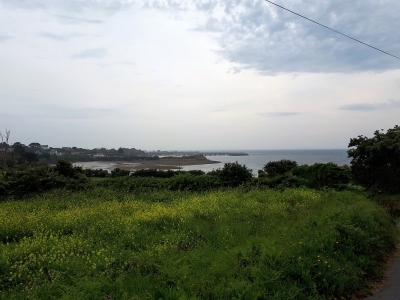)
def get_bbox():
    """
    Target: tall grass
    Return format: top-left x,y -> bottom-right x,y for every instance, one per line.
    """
0,188 -> 397,299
